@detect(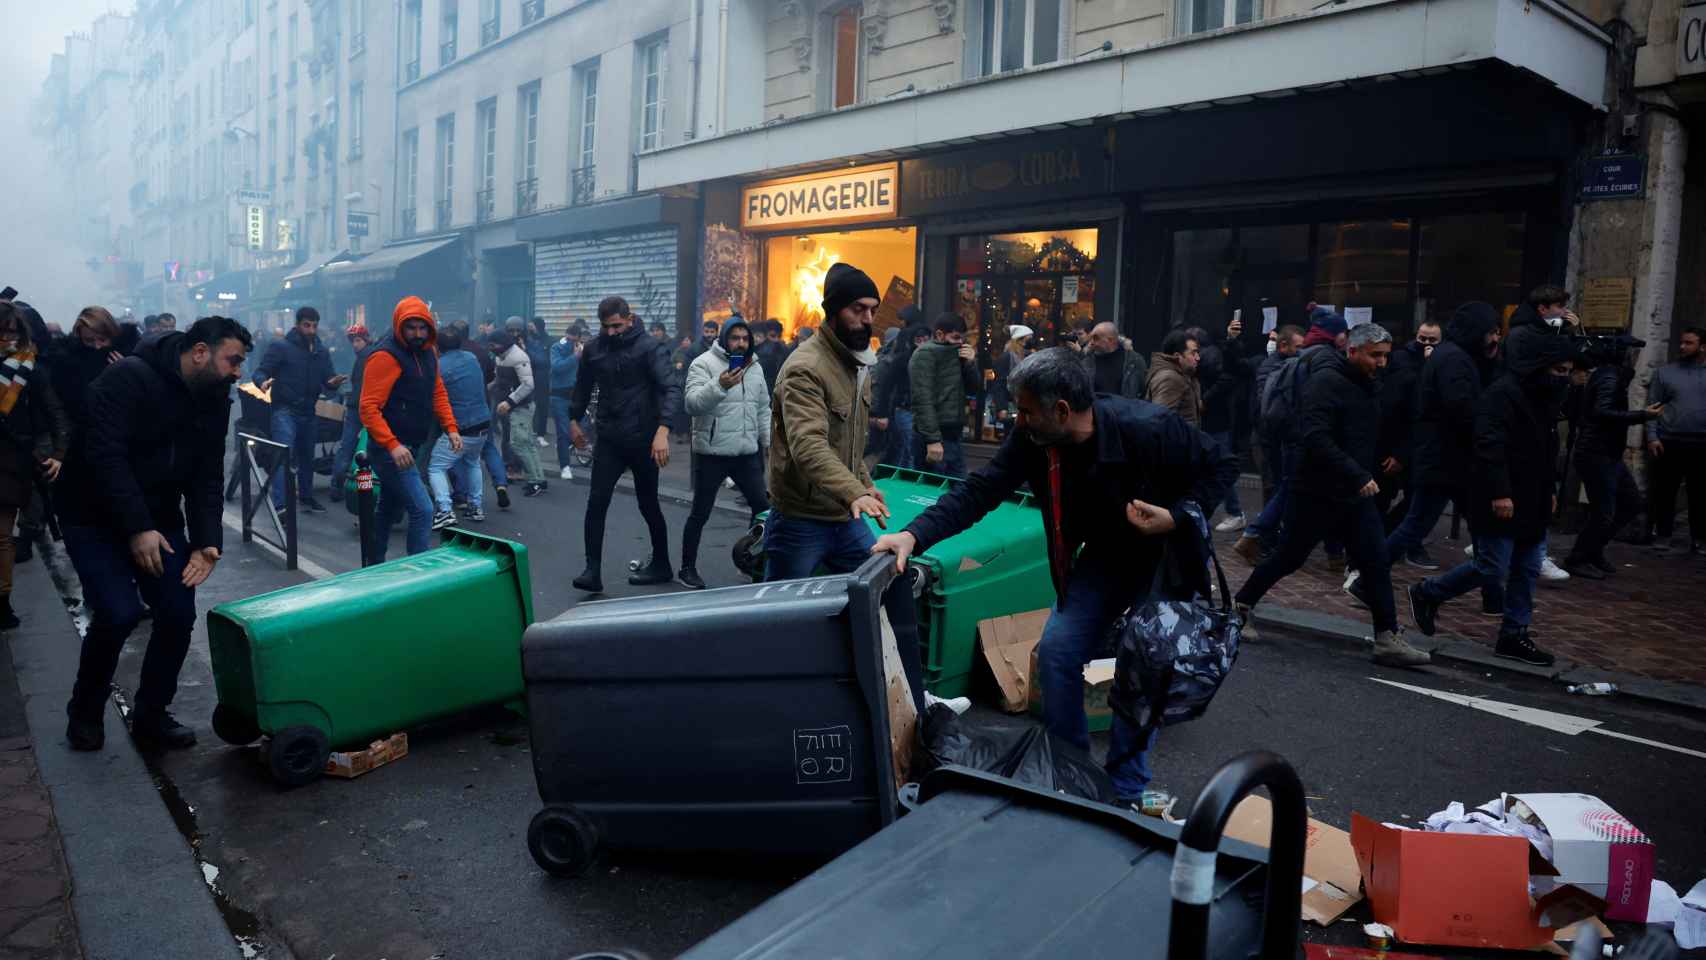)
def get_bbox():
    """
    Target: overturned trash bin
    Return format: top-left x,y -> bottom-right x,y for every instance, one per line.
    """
522,555 -> 924,877
207,530 -> 534,787
680,751 -> 1307,960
